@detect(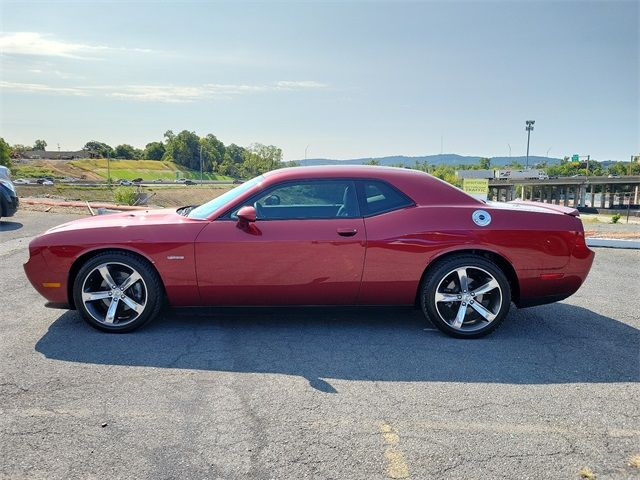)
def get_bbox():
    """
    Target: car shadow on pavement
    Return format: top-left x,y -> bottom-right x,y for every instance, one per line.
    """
36,303 -> 639,392
0,220 -> 23,231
